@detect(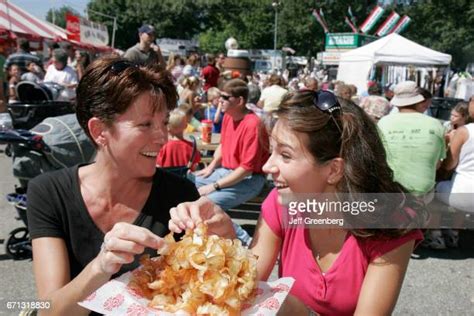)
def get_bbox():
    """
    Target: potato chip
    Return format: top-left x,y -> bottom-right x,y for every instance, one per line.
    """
129,224 -> 258,315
